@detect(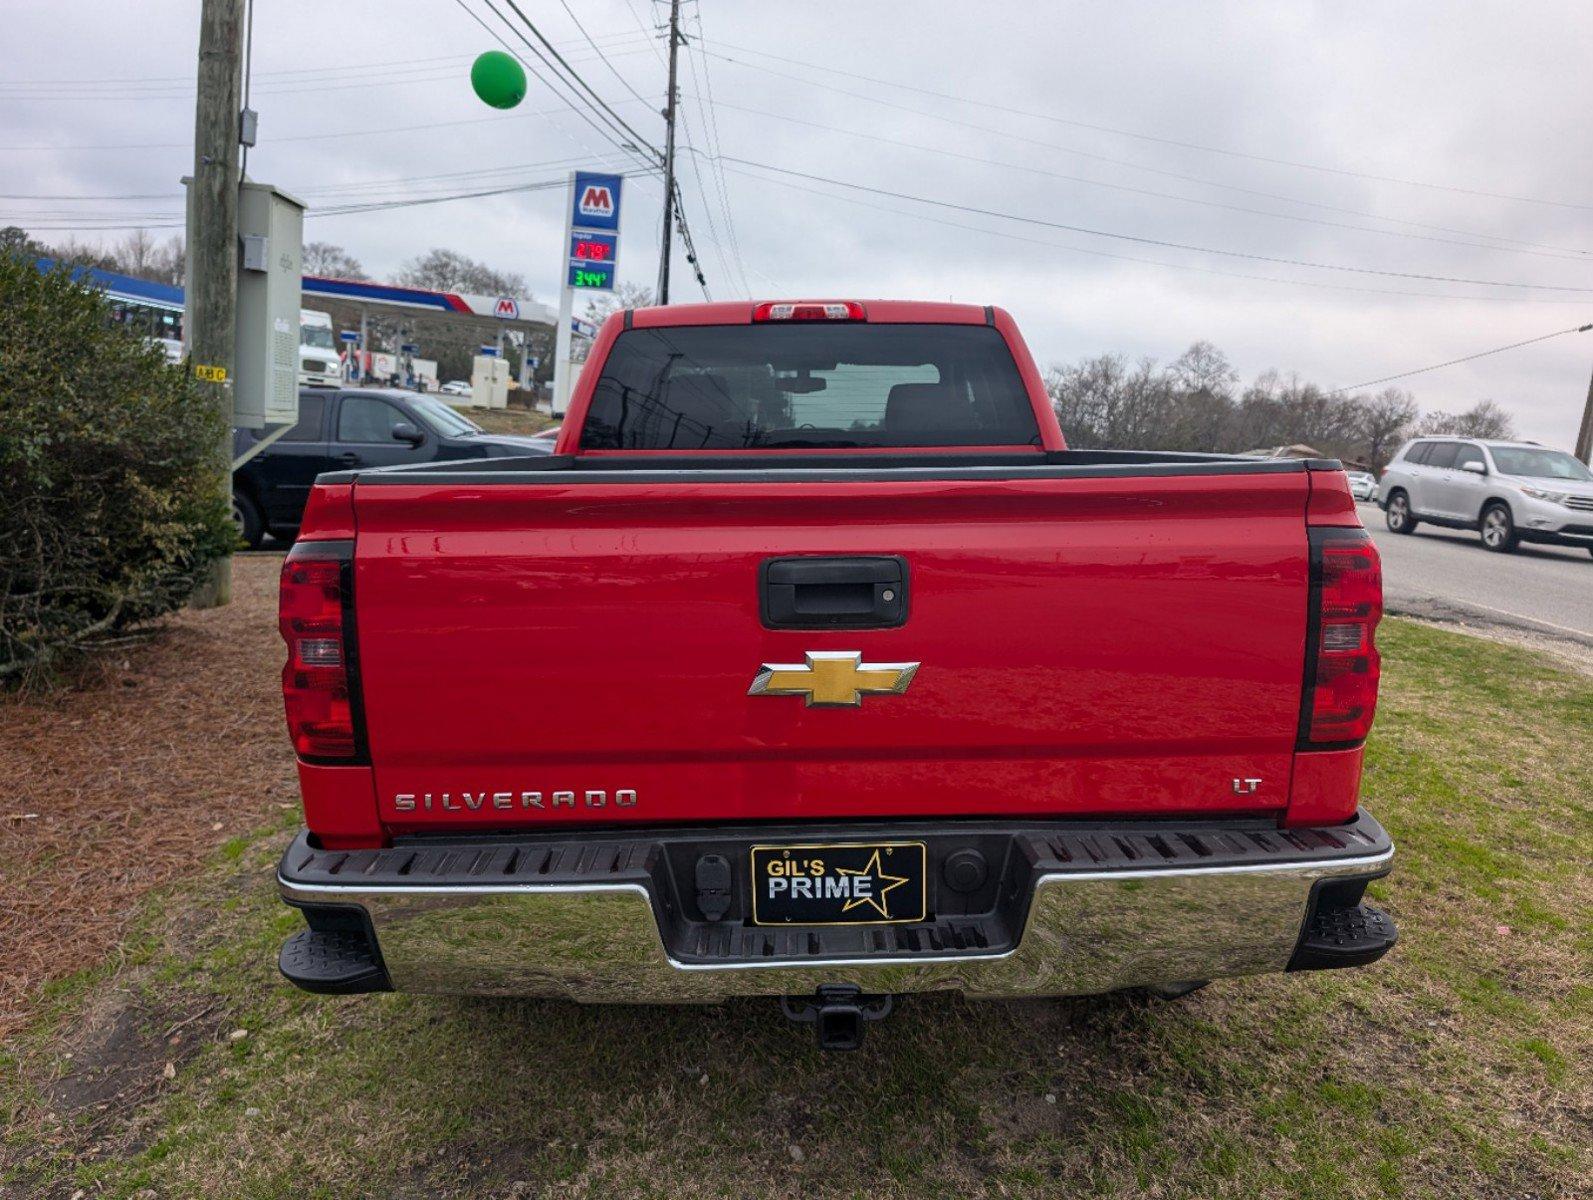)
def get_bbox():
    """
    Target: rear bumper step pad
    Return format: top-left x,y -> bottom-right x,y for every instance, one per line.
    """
1290,901 -> 1398,971
279,928 -> 390,995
